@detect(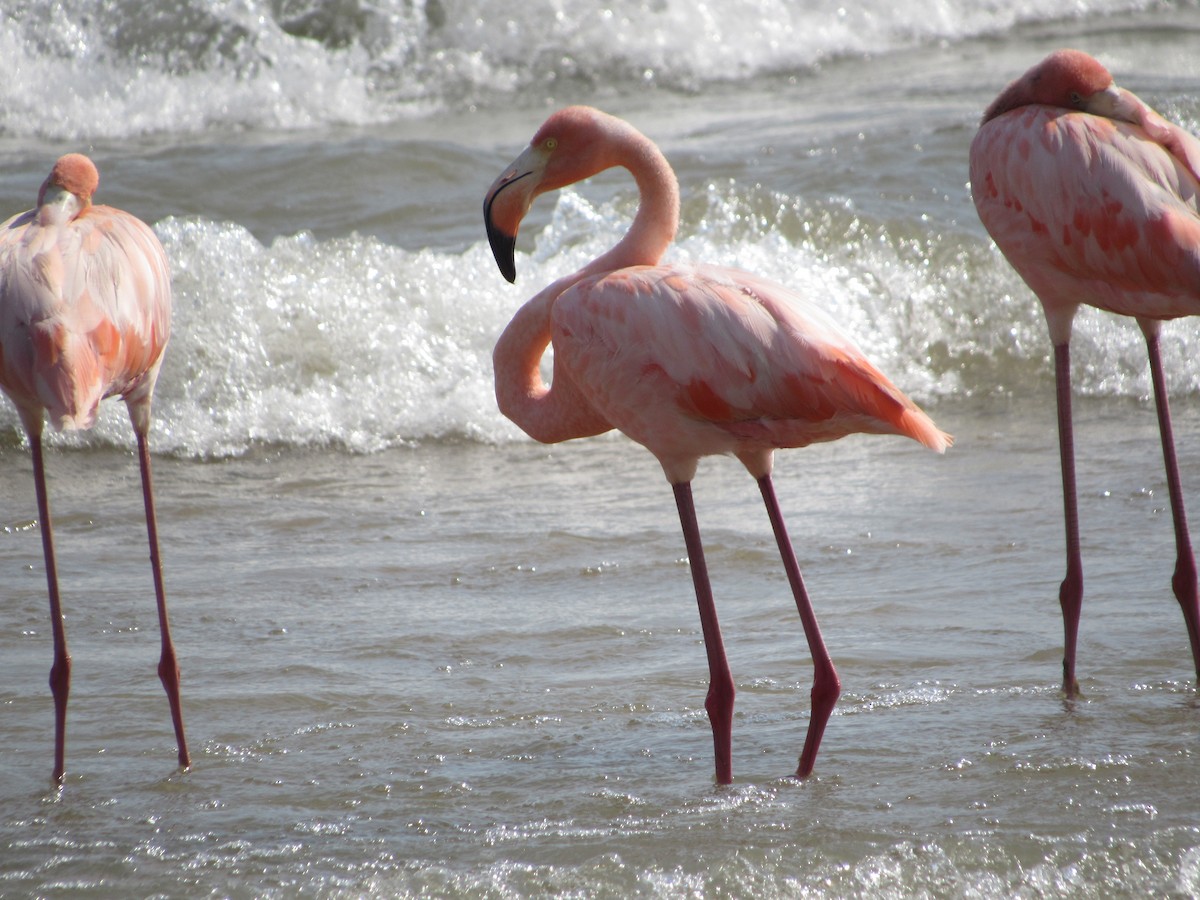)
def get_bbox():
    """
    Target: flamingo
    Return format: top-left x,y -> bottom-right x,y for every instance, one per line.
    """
969,50 -> 1200,697
0,153 -> 189,784
483,106 -> 951,783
